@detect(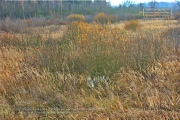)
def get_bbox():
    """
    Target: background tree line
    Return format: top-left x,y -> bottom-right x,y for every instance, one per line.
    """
0,0 -> 179,20
0,0 -> 143,20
